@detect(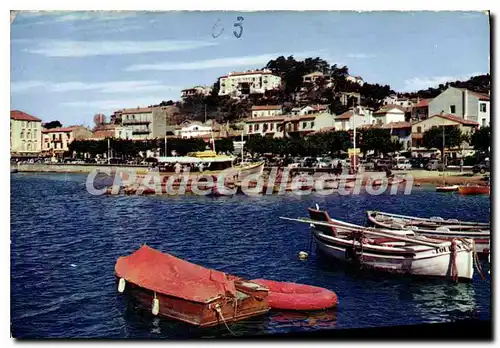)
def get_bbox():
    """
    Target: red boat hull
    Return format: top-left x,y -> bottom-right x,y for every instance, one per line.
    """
458,186 -> 490,195
251,279 -> 338,311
